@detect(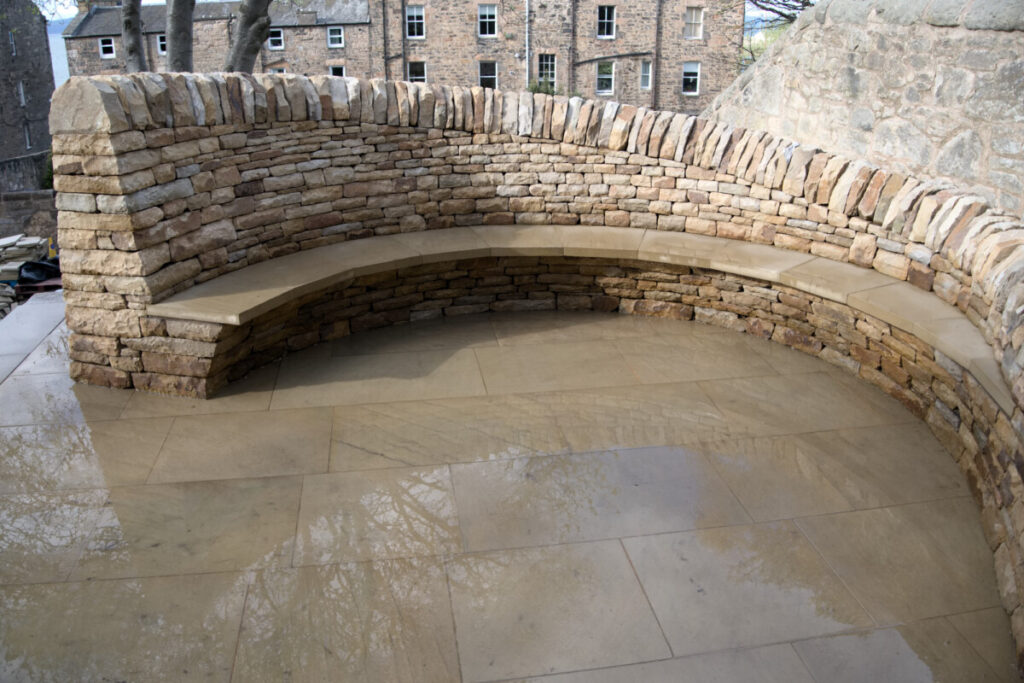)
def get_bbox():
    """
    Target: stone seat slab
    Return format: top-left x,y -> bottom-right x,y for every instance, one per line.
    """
558,225 -> 645,260
145,225 -> 1011,411
780,257 -> 894,304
